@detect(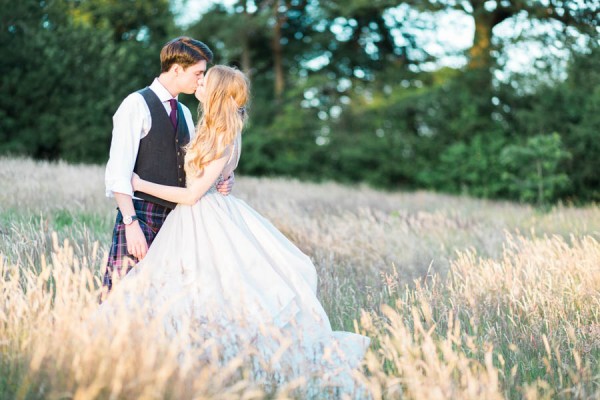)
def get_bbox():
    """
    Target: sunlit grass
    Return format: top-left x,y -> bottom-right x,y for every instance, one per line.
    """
0,156 -> 599,399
